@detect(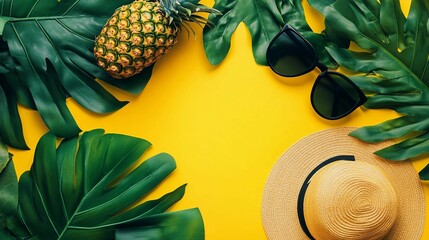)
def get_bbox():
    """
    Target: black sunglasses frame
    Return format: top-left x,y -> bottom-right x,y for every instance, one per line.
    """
267,24 -> 367,120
